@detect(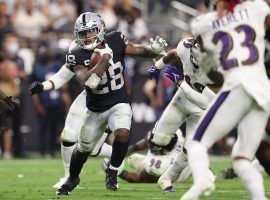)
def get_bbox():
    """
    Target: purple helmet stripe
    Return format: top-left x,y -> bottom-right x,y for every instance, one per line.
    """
193,91 -> 230,141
